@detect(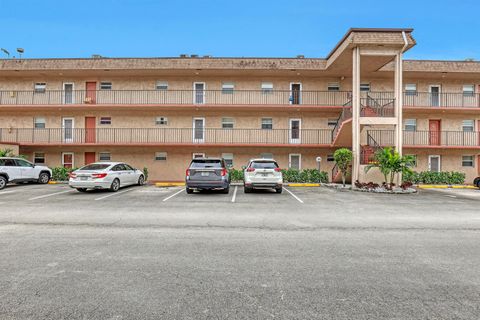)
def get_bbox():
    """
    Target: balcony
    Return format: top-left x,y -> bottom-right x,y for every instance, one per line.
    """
404,92 -> 480,108
367,130 -> 480,148
0,90 -> 352,107
0,128 -> 333,146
